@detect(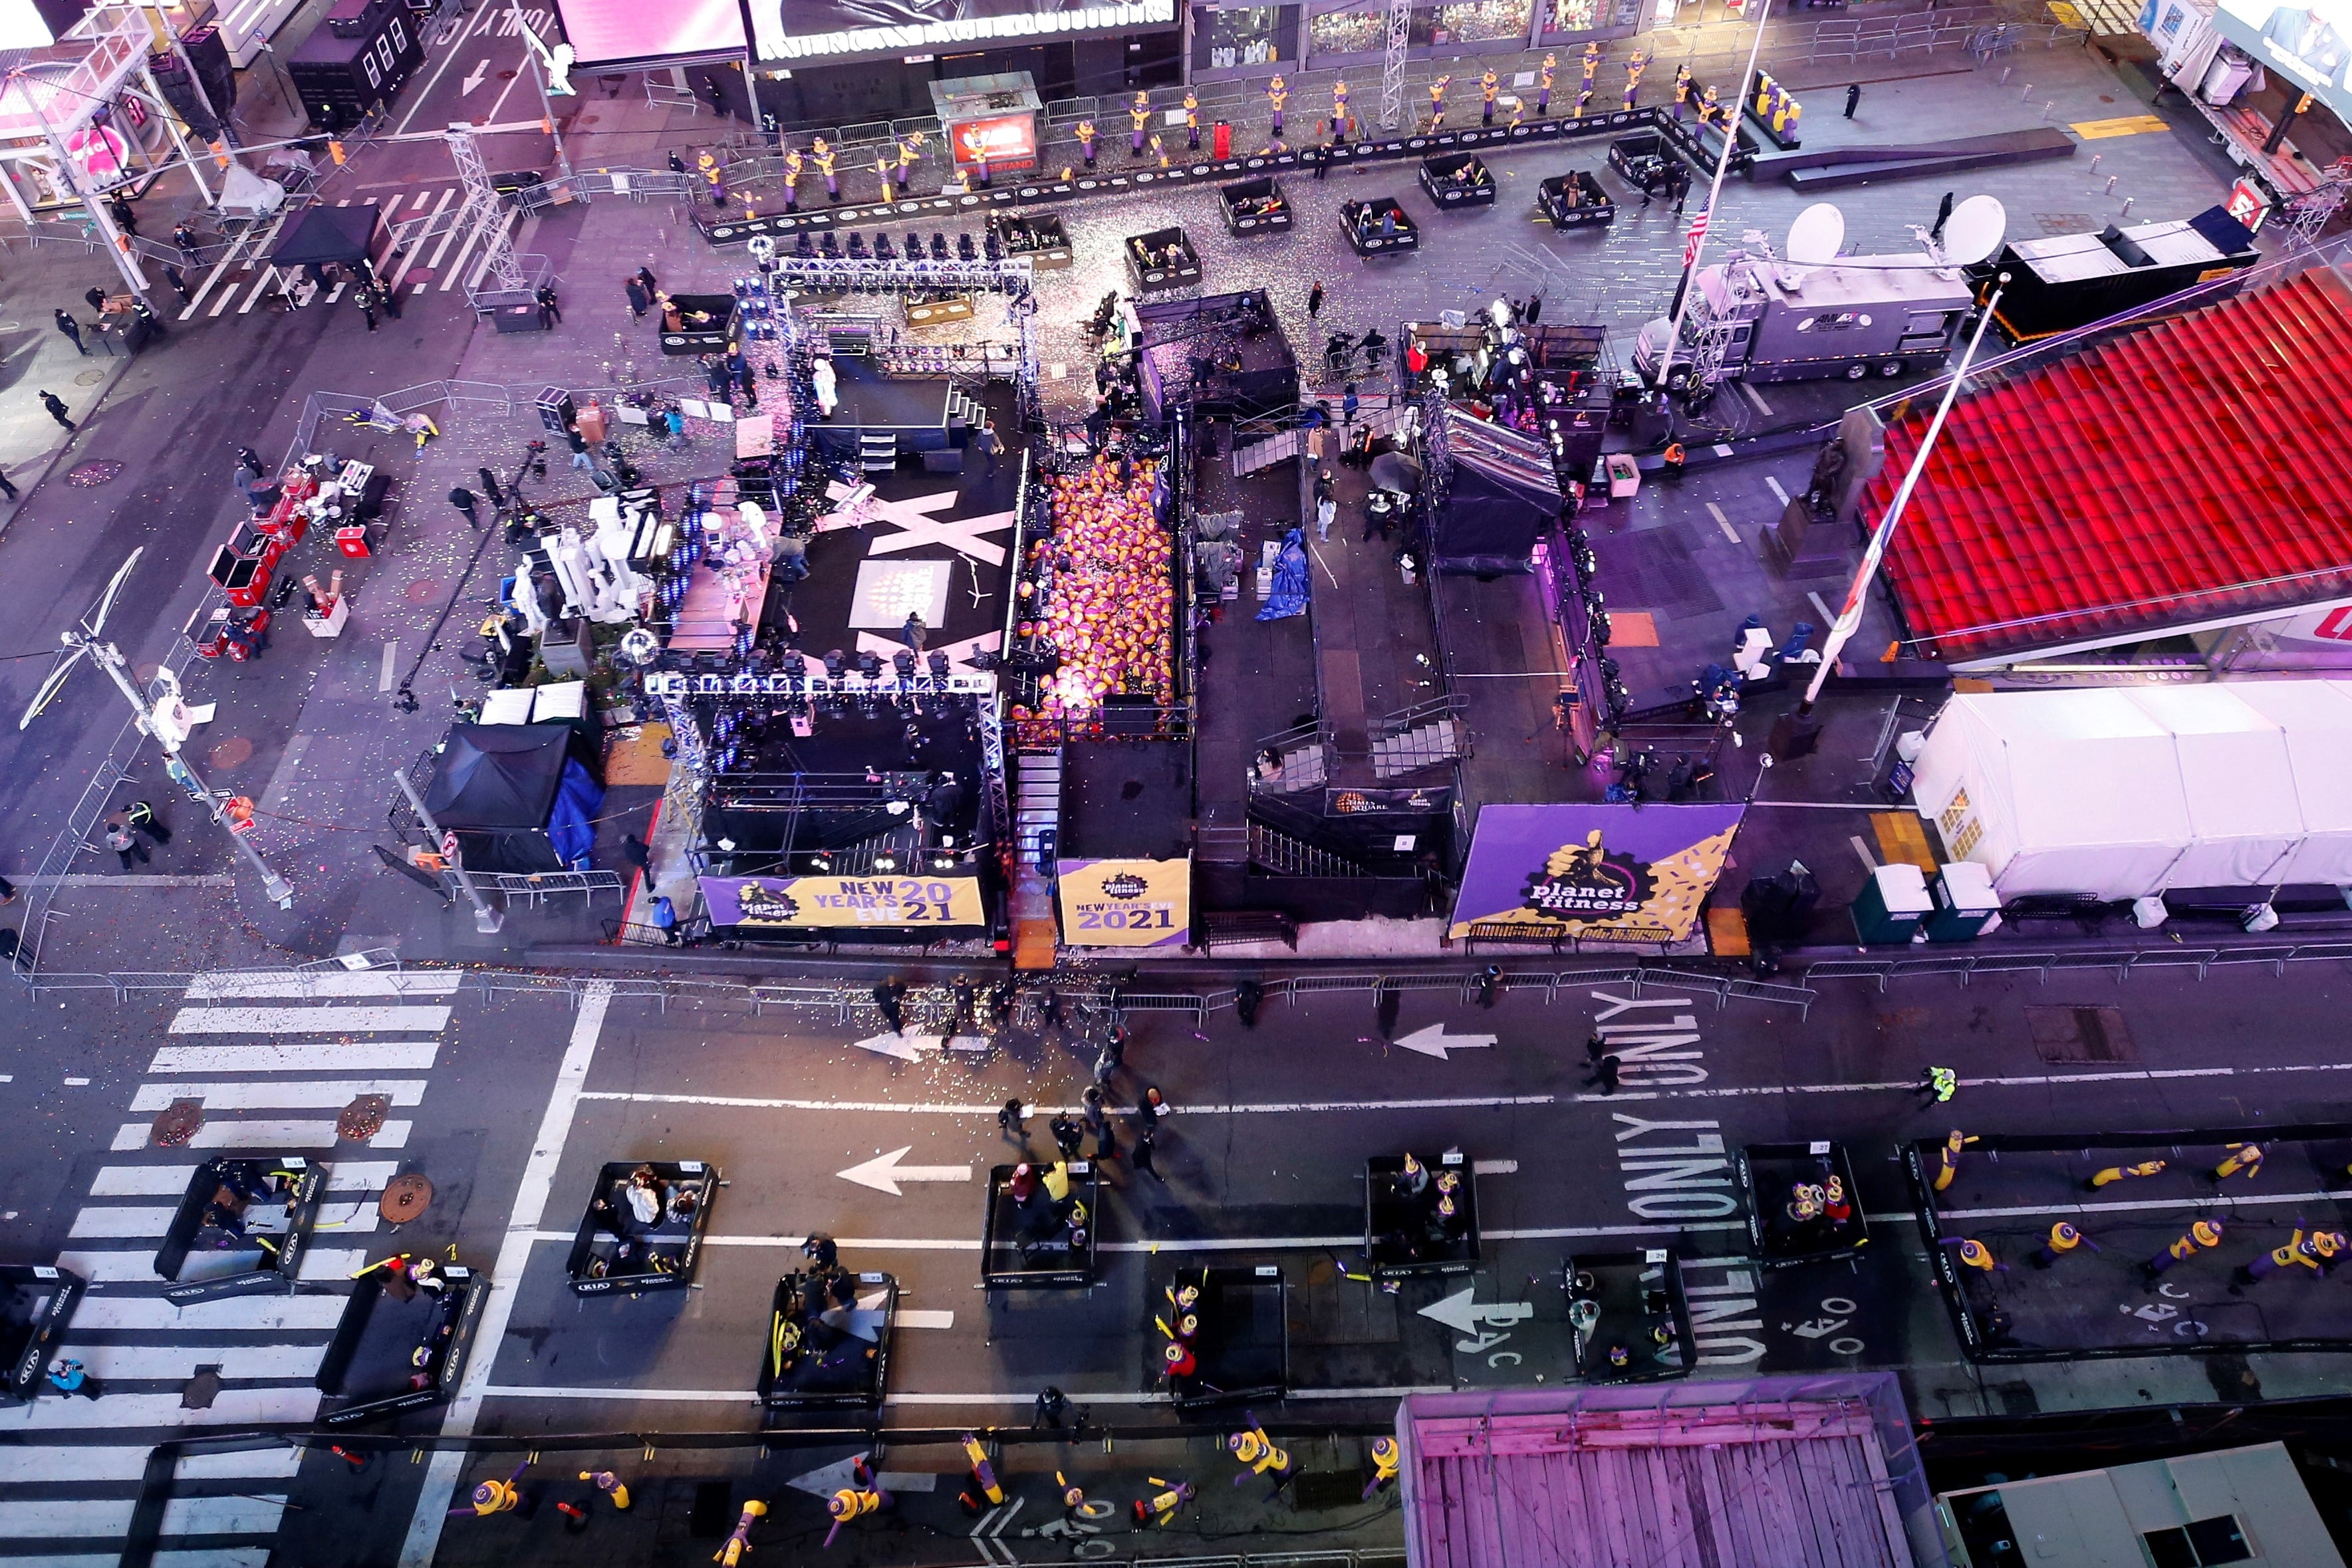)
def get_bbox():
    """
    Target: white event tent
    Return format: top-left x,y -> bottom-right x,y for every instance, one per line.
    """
1909,681 -> 2352,900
